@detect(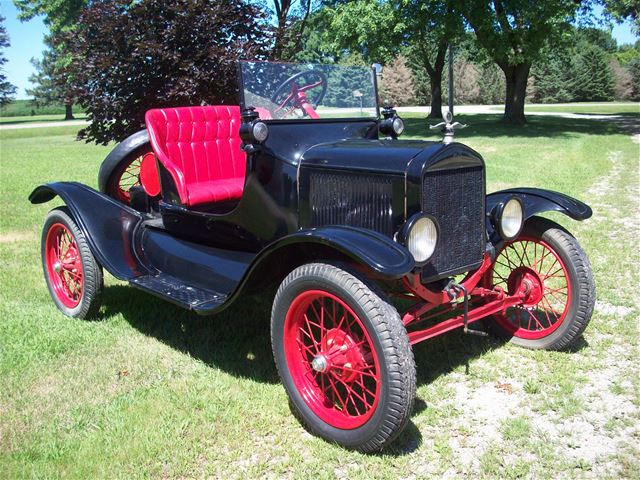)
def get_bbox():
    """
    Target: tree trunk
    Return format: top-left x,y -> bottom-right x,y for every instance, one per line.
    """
429,71 -> 443,118
501,62 -> 530,124
64,103 -> 74,120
